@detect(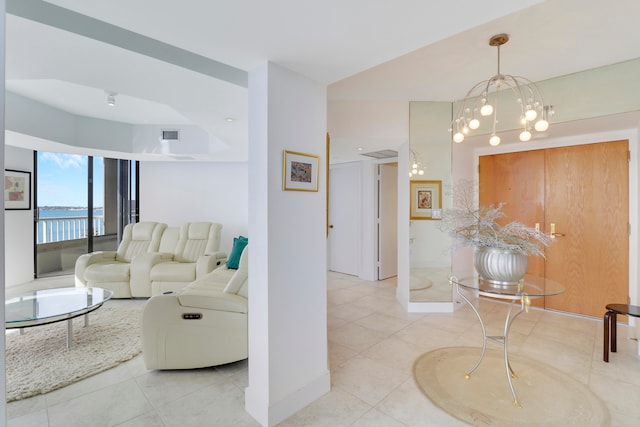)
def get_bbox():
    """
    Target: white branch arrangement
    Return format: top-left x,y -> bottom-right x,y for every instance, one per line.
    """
438,180 -> 552,257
